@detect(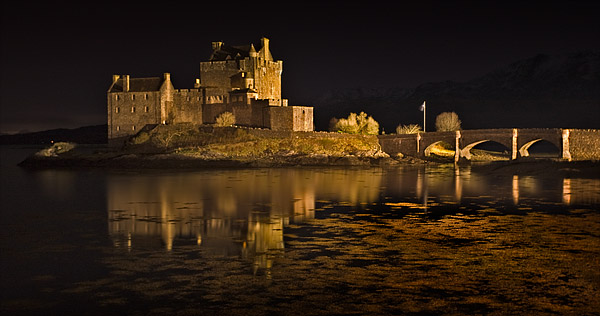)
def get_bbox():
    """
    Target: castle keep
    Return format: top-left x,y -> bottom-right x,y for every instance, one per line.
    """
107,37 -> 313,142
